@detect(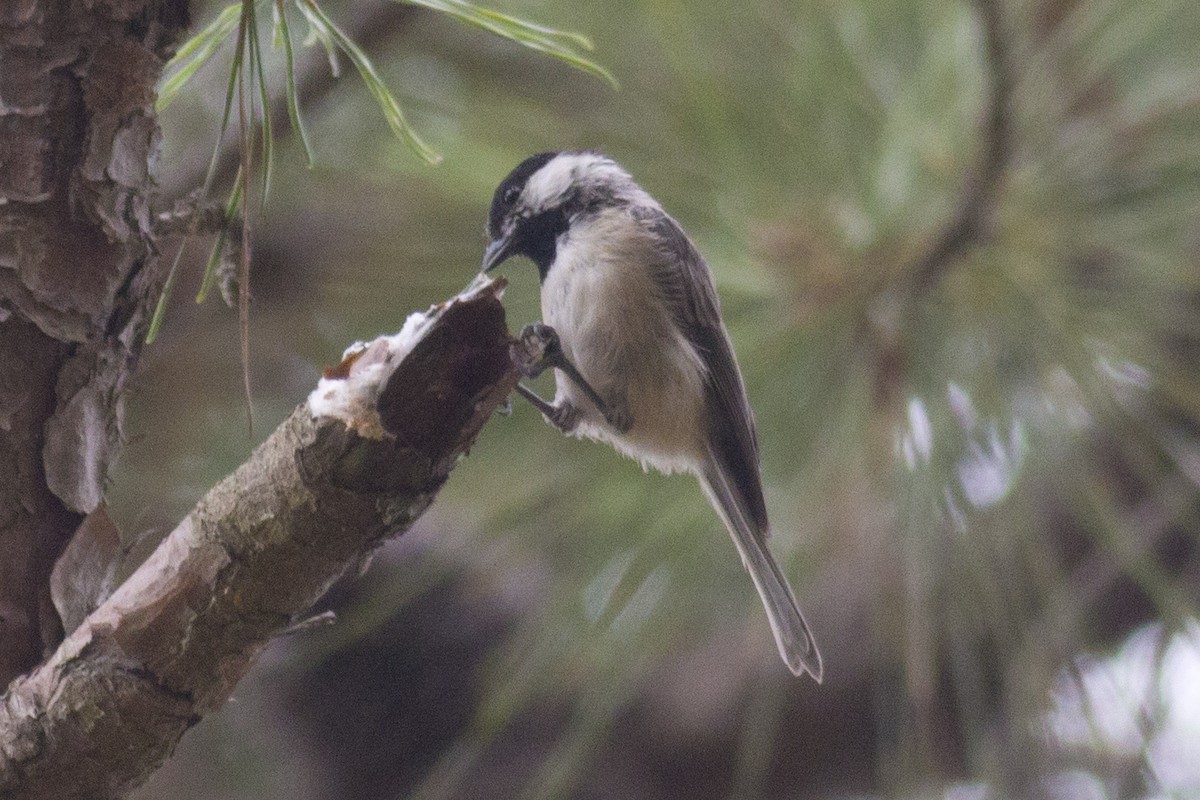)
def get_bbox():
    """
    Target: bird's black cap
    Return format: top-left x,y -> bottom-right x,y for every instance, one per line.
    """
487,151 -> 558,240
